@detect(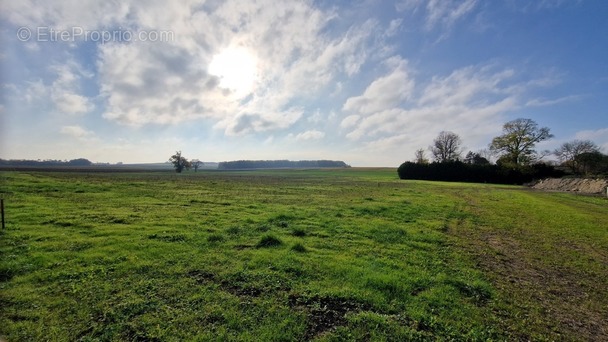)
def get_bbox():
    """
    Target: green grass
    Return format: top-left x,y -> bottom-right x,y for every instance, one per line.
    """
0,169 -> 606,341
